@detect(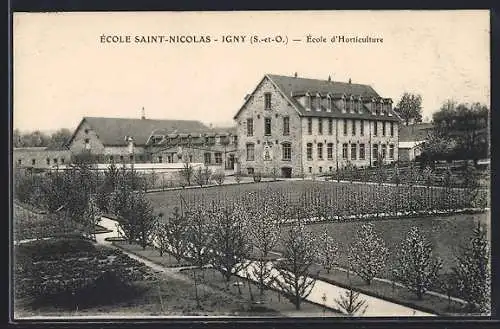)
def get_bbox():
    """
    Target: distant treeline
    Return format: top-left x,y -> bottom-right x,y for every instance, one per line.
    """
13,128 -> 72,149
